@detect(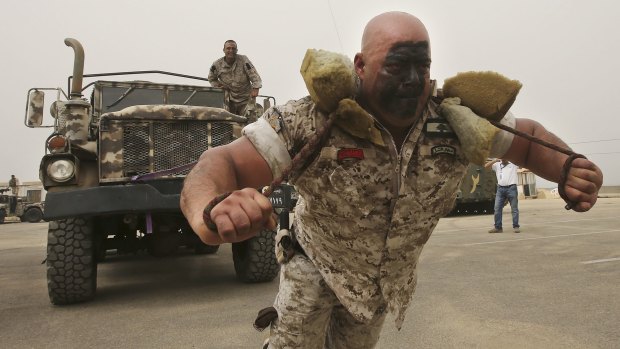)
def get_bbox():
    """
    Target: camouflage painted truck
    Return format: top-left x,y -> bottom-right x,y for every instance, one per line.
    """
25,38 -> 279,305
449,163 -> 497,215
0,188 -> 45,224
